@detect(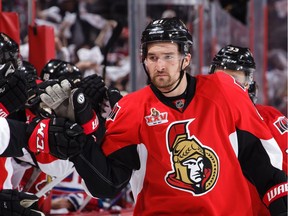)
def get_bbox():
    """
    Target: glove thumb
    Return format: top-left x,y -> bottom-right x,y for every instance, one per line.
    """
71,88 -> 99,134
19,192 -> 38,208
